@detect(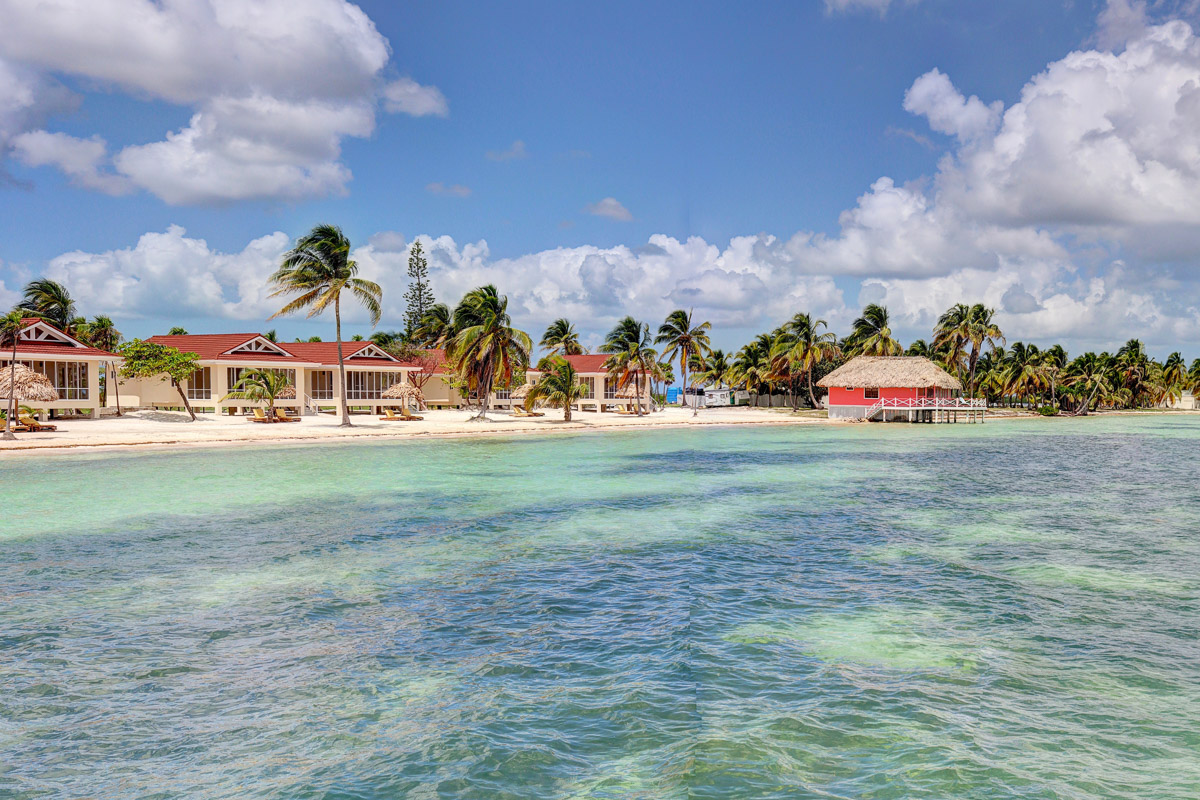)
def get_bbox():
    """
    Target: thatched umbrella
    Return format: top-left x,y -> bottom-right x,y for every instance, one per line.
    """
614,384 -> 642,399
510,382 -> 533,400
382,382 -> 425,409
0,363 -> 59,404
277,385 -> 297,399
